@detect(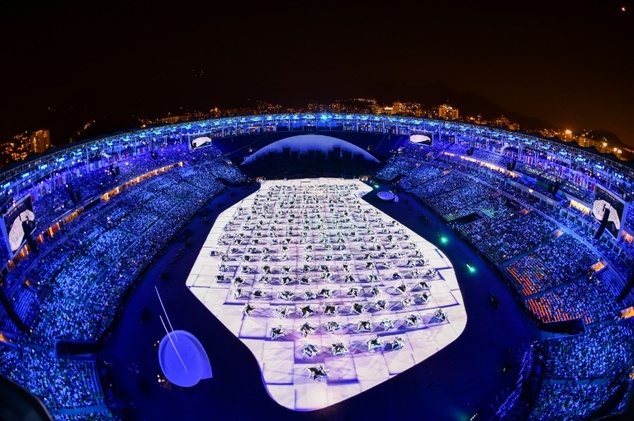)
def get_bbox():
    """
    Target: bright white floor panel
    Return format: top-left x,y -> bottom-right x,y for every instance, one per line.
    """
186,178 -> 467,411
